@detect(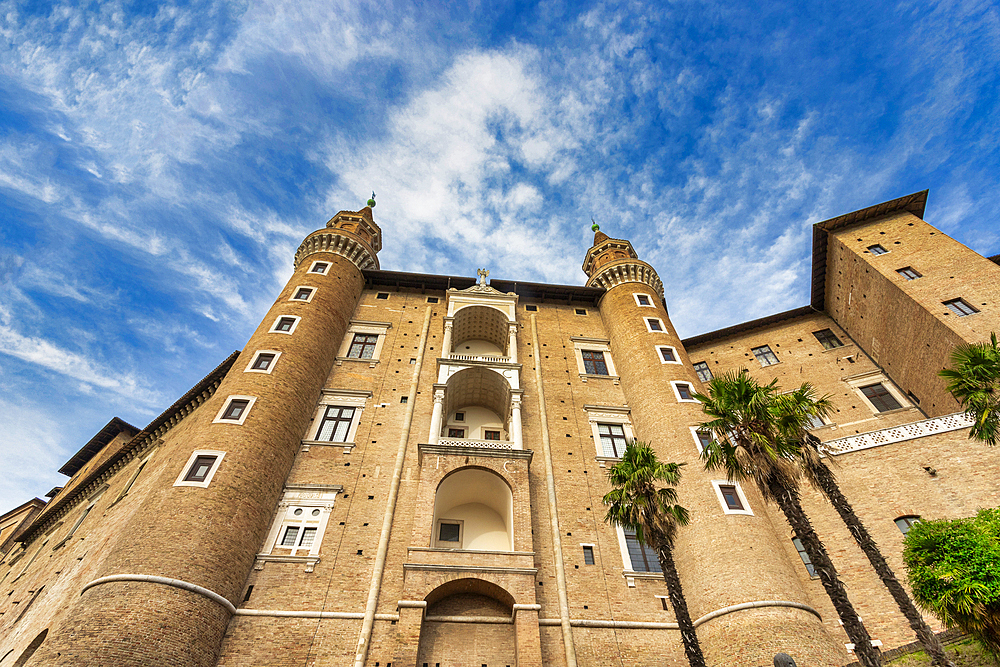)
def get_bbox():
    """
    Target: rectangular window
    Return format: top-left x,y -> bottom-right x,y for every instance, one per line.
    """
792,537 -> 817,577
624,529 -> 661,573
426,296 -> 439,303
454,412 -> 465,421
752,345 -> 779,367
719,485 -> 744,511
646,318 -> 663,332
658,346 -> 676,363
575,308 -> 588,315
309,262 -> 329,274
813,329 -> 844,350
448,428 -> 465,438
861,383 -> 902,412
674,383 -> 693,401
895,515 -> 920,534
347,334 -> 379,359
221,399 -> 250,421
376,292 -> 389,300
525,304 -> 538,312
944,298 -> 978,317
292,287 -> 313,301
692,362 -> 712,383
897,266 -> 921,280
598,423 -> 628,457
251,353 -> 276,371
695,430 -> 713,452
868,244 -> 888,255
483,430 -> 501,440
634,293 -> 652,307
184,455 -> 218,483
583,545 -> 595,565
439,522 -> 461,543
805,414 -> 825,429
317,406 -> 356,442
582,350 -> 609,375
274,316 -> 297,332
